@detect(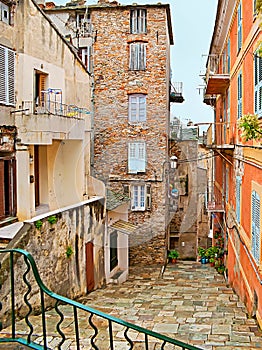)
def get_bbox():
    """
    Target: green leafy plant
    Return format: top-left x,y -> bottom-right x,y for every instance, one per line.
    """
197,247 -> 206,258
168,249 -> 179,260
66,246 -> 73,259
237,114 -> 262,141
35,220 -> 43,230
47,215 -> 58,225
